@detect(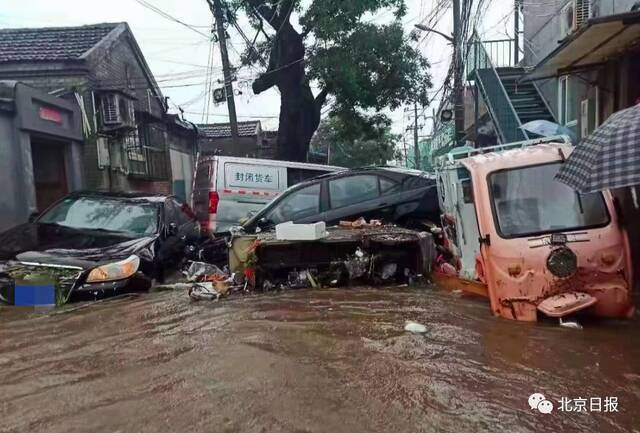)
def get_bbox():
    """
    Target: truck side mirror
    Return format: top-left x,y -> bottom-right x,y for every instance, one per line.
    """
28,212 -> 40,223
